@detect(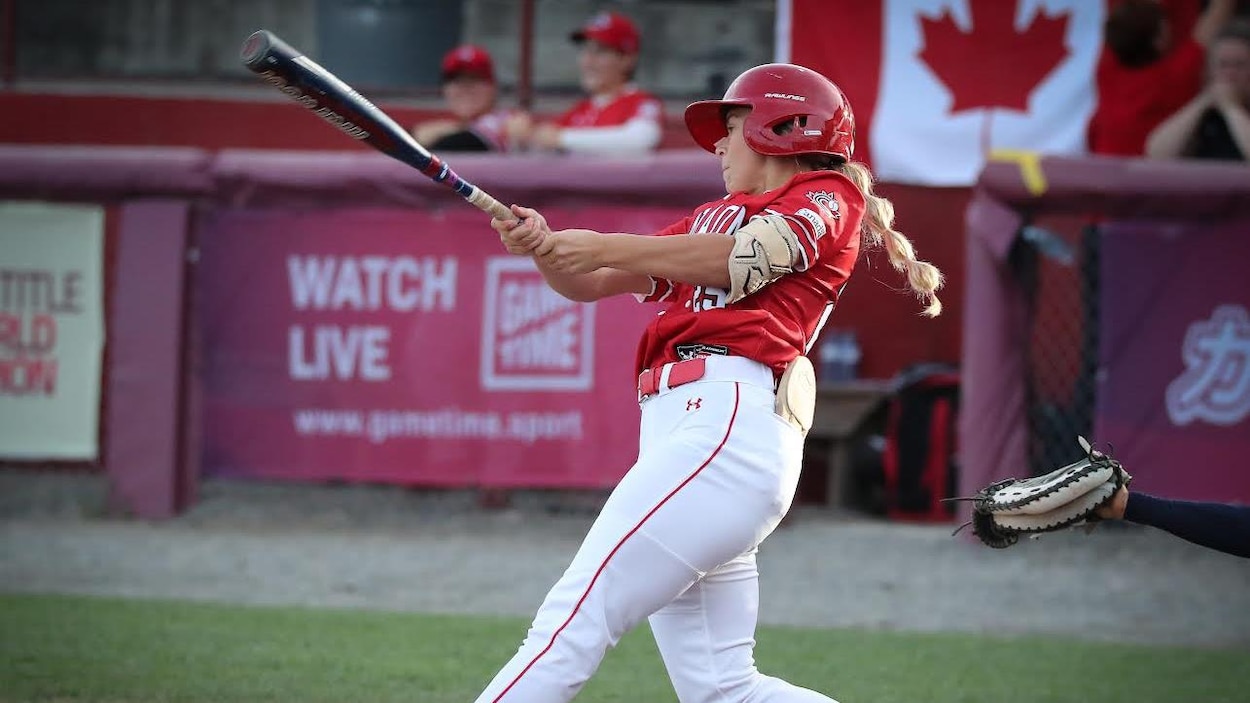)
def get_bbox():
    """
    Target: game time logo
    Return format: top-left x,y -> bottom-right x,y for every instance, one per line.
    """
480,258 -> 595,391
